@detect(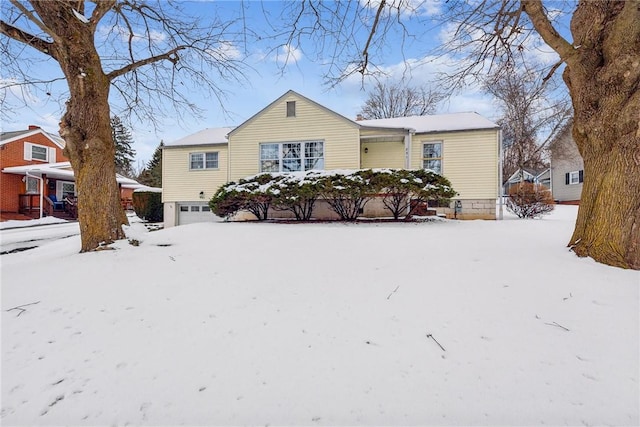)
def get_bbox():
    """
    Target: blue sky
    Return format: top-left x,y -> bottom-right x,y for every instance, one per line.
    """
1,0 -> 566,167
